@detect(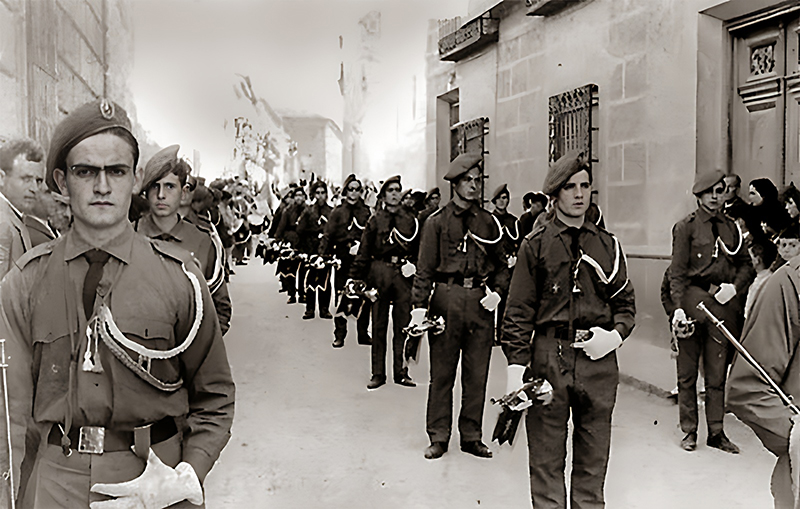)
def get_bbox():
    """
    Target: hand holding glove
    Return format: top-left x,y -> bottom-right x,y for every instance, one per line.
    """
349,241 -> 360,256
572,326 -> 623,360
507,255 -> 517,269
506,364 -> 533,411
408,308 -> 427,330
401,261 -> 416,278
671,308 -> 687,329
714,283 -> 737,305
90,449 -> 203,509
481,288 -> 502,312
